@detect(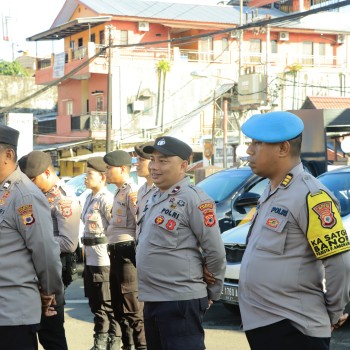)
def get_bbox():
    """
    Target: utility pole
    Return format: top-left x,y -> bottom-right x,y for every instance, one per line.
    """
106,25 -> 112,153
